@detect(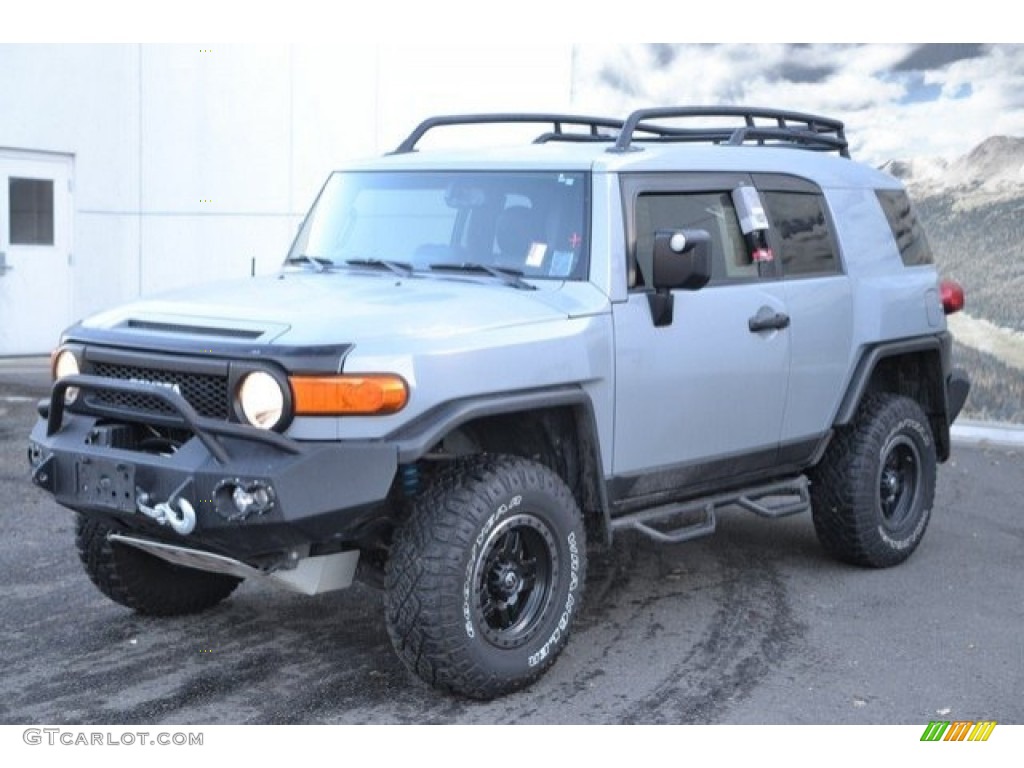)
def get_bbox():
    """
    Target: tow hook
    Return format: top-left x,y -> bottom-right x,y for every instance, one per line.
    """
137,483 -> 197,535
